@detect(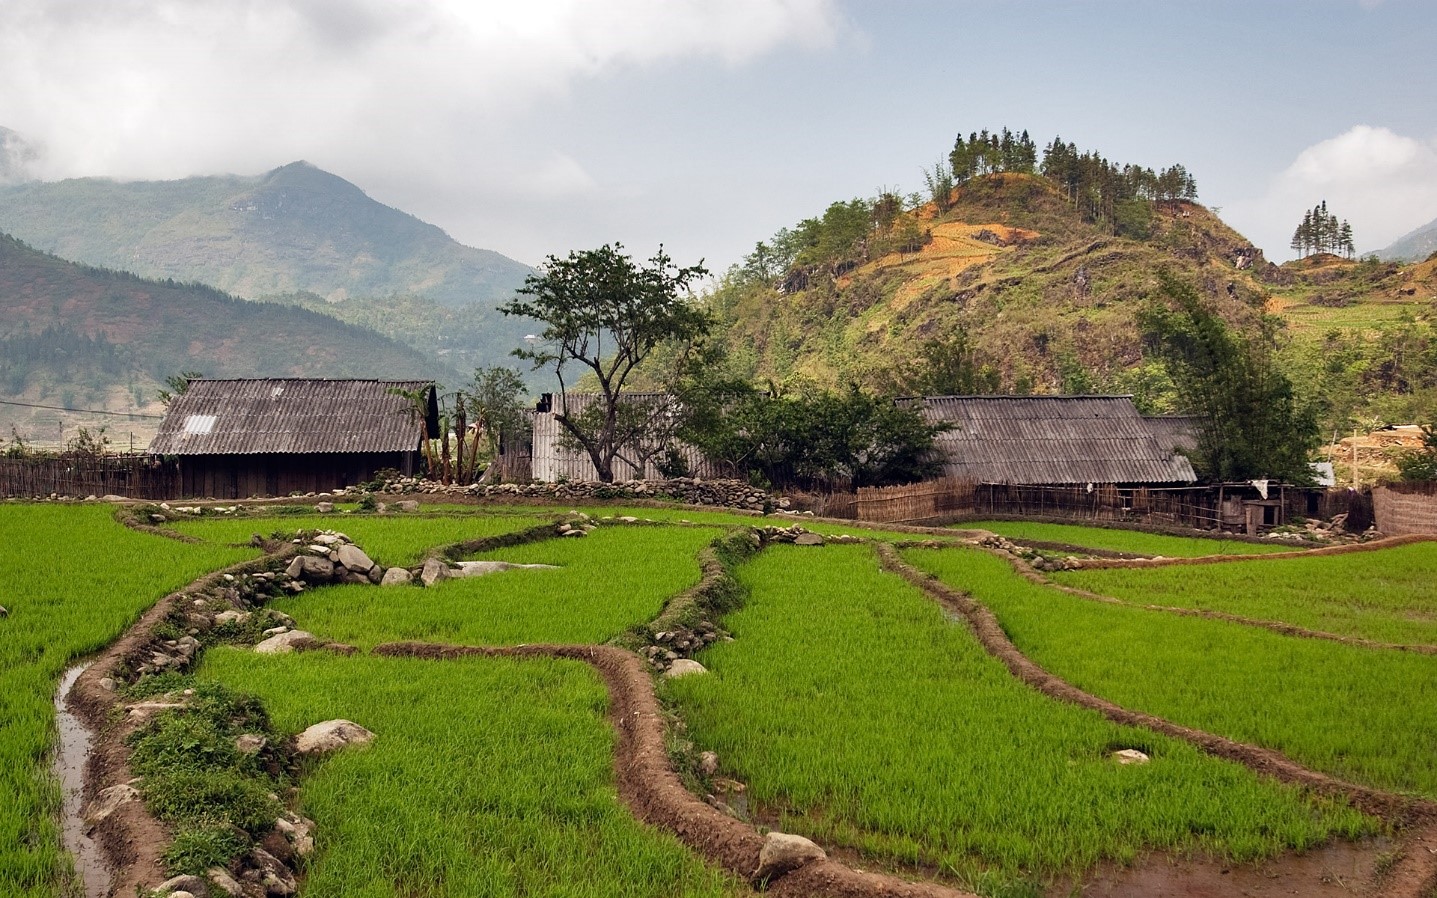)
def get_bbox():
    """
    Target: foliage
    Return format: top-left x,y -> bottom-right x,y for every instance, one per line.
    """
501,244 -> 710,482
1396,424 -> 1437,481
1140,271 -> 1319,482
678,371 -> 946,490
949,128 -> 1037,182
1040,135 -> 1196,229
0,505 -> 253,897
667,545 -> 1369,893
888,332 -> 1000,397
1058,540 -> 1437,646
908,545 -> 1437,797
465,365 -> 529,467
1290,200 -> 1355,258
156,370 -> 202,407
